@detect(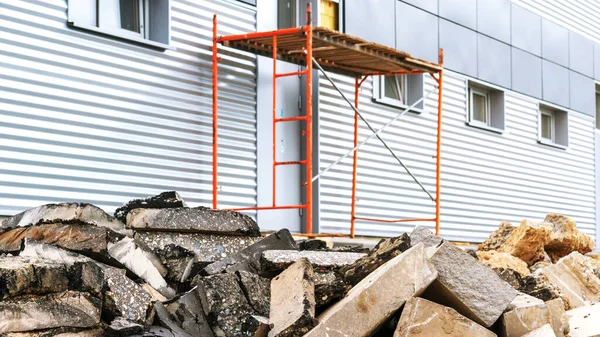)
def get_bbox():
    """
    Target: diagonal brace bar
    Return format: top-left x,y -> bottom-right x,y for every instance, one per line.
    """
312,57 -> 435,202
311,85 -> 438,196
